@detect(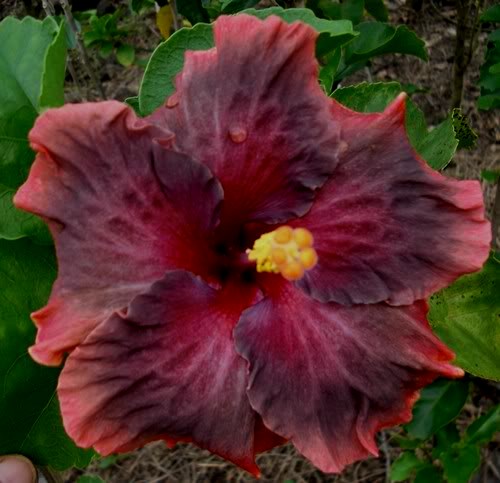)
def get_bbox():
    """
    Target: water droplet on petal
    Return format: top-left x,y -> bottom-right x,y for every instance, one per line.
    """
229,126 -> 247,143
338,140 -> 349,155
166,93 -> 179,108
